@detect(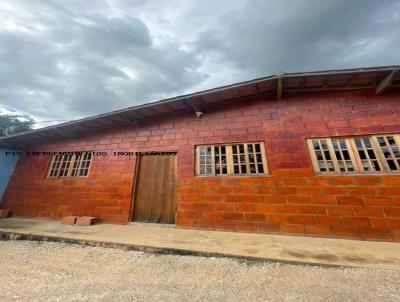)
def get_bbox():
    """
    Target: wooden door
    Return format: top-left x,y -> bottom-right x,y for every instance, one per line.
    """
132,153 -> 177,224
